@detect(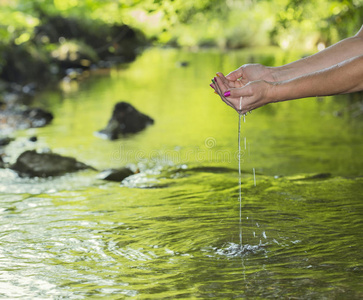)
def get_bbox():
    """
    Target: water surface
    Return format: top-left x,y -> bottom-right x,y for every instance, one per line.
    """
1,47 -> 362,299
